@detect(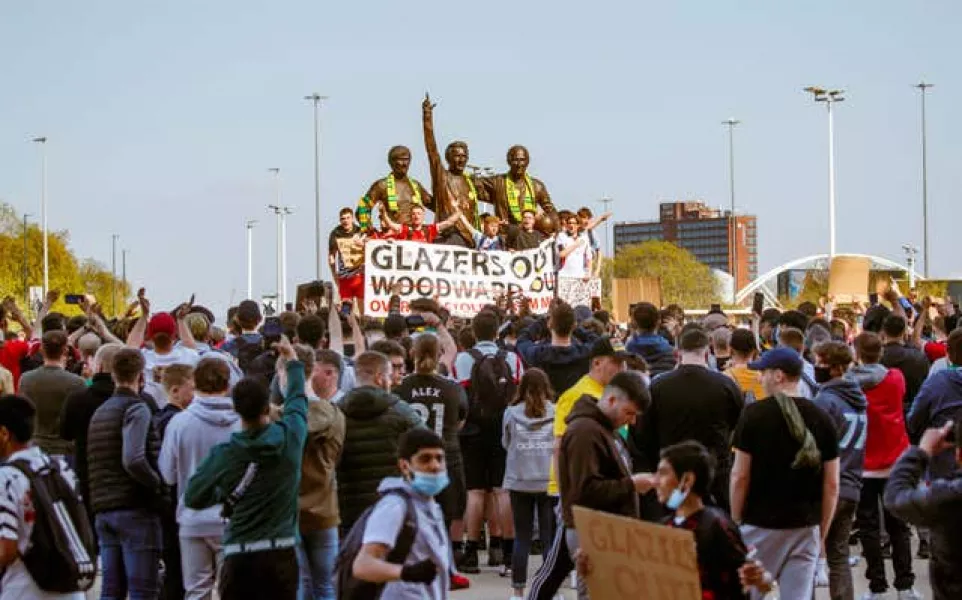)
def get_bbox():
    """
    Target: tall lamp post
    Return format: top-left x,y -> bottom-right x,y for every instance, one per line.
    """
804,87 -> 845,257
915,82 -> 933,278
22,214 -> 31,307
111,234 -> 119,316
31,137 -> 49,294
722,118 -> 740,302
598,197 -> 614,258
304,93 -> 328,281
245,220 -> 257,300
